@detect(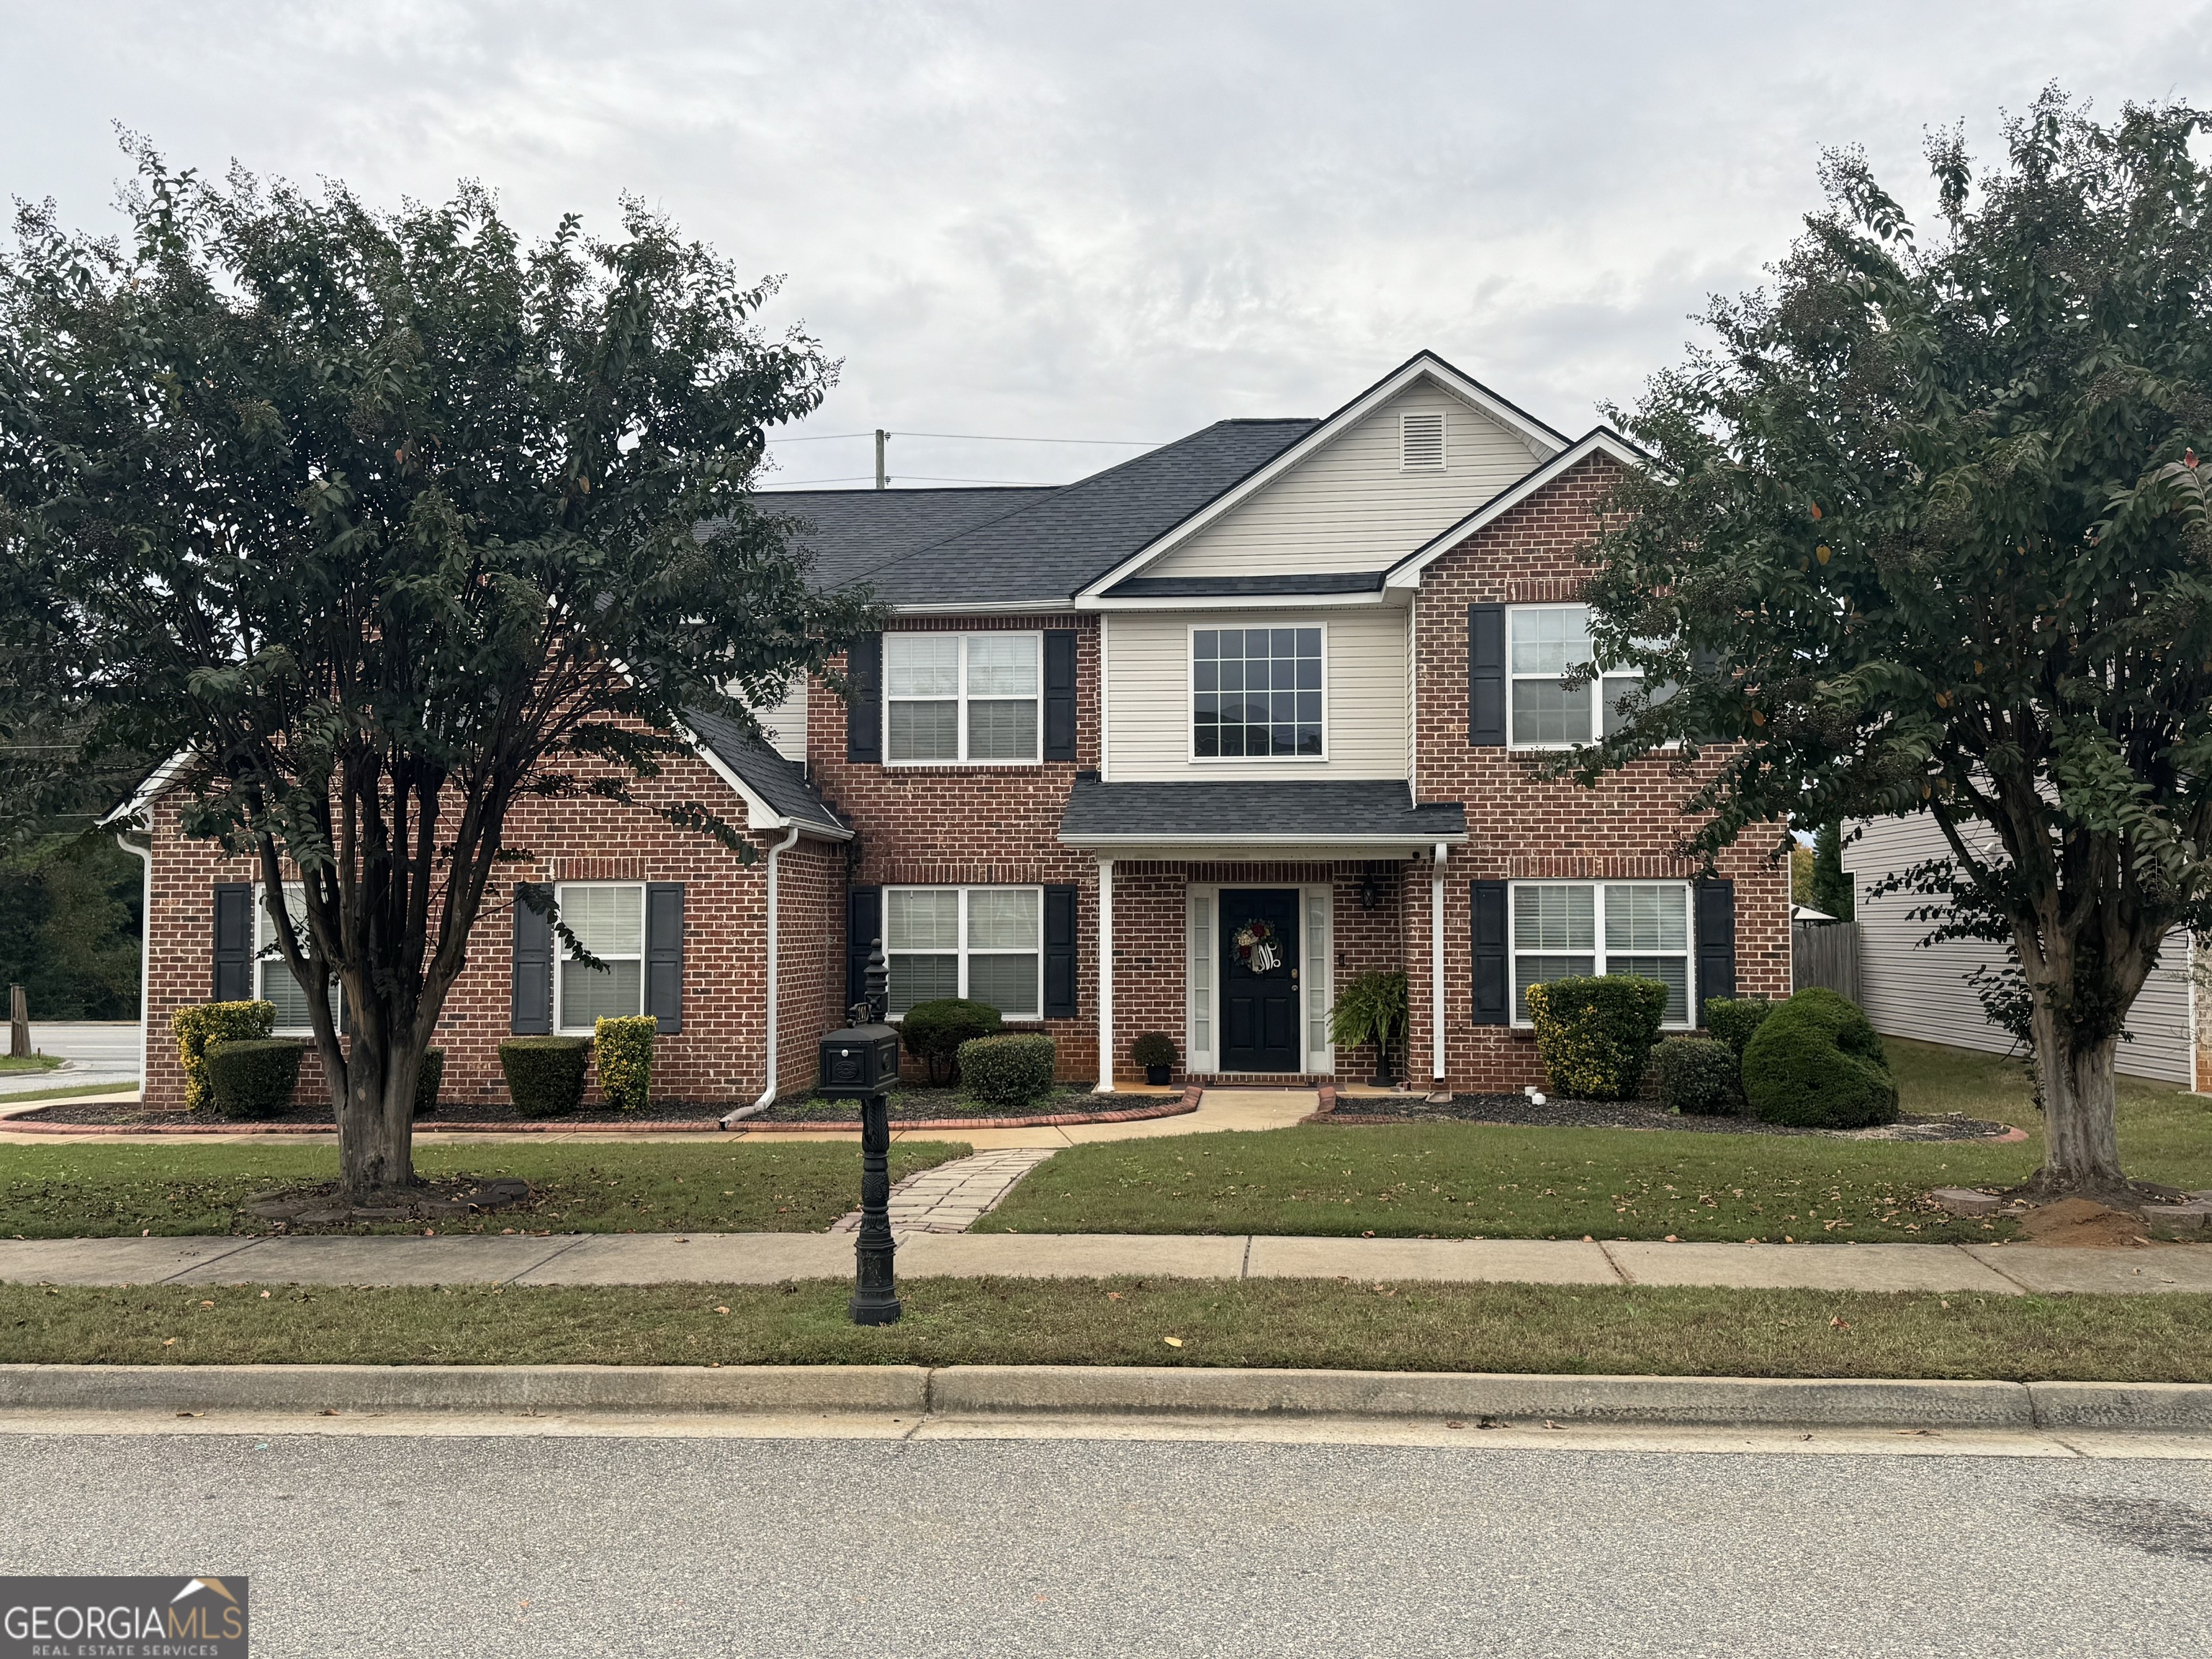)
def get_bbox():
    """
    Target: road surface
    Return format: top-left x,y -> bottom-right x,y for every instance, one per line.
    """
0,1021 -> 139,1096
